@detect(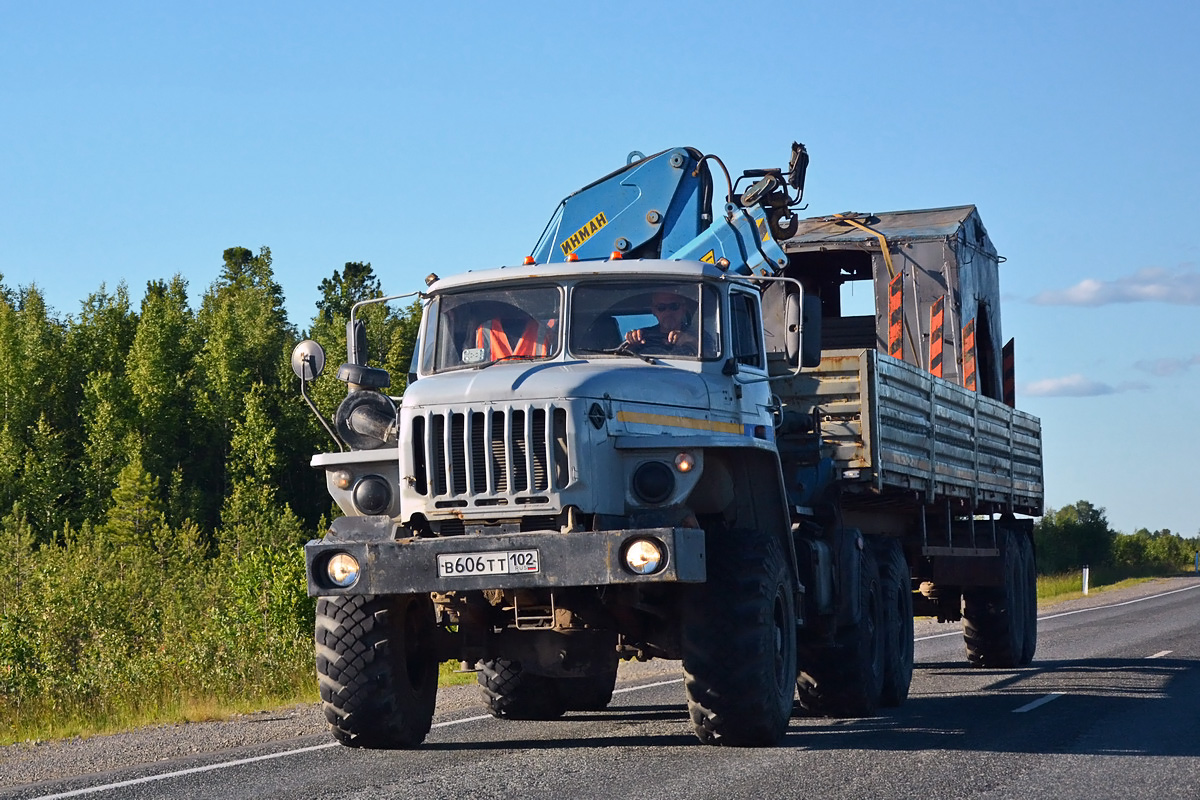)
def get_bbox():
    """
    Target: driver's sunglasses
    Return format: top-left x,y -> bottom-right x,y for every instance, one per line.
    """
654,302 -> 682,312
